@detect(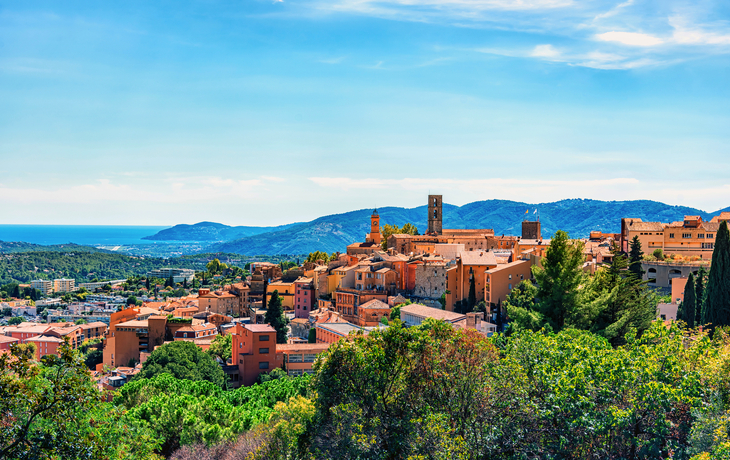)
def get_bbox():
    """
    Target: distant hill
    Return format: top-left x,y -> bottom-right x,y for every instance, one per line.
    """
142,221 -> 302,241
196,199 -> 728,256
0,241 -> 111,254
